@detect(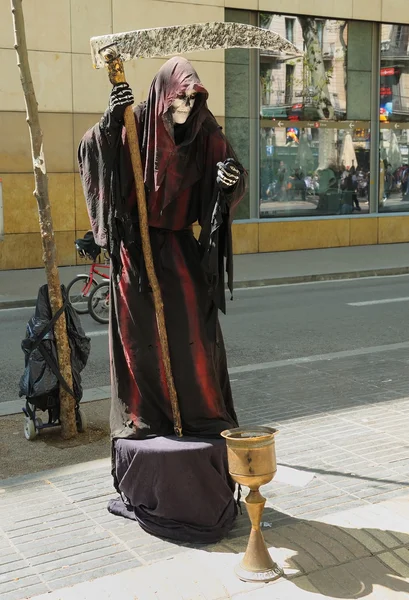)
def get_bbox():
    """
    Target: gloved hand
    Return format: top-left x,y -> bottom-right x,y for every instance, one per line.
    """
216,158 -> 242,190
108,83 -> 134,123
